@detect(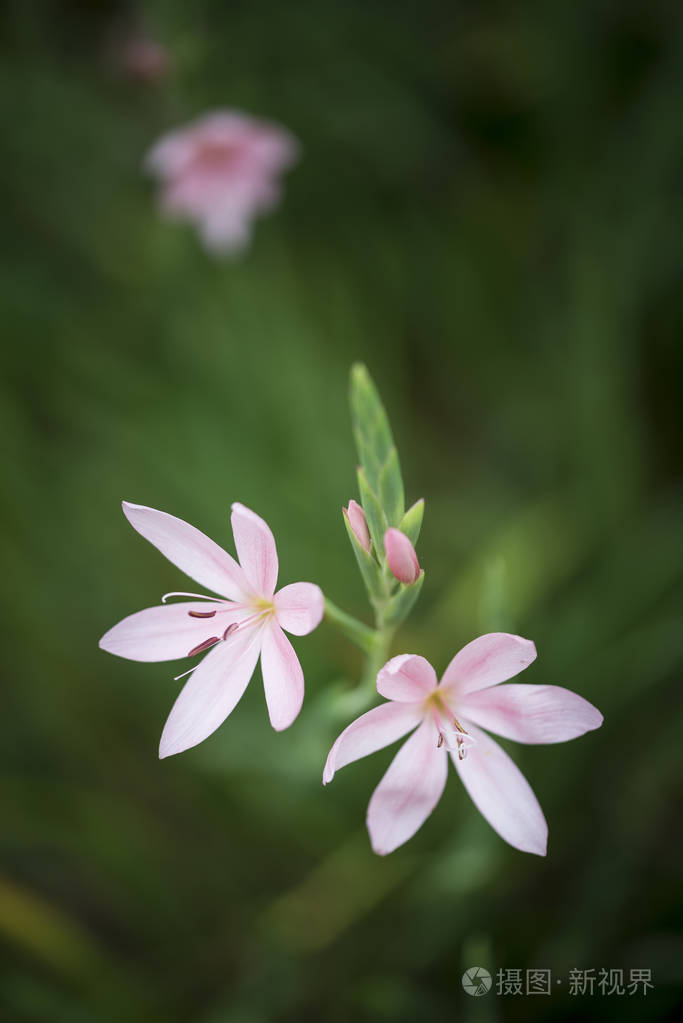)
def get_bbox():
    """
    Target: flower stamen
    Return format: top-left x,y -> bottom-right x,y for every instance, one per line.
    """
162,591 -> 227,603
186,636 -> 221,657
425,691 -> 475,758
